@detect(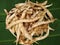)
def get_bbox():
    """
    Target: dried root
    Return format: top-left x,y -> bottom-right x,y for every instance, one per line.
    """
4,0 -> 56,45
